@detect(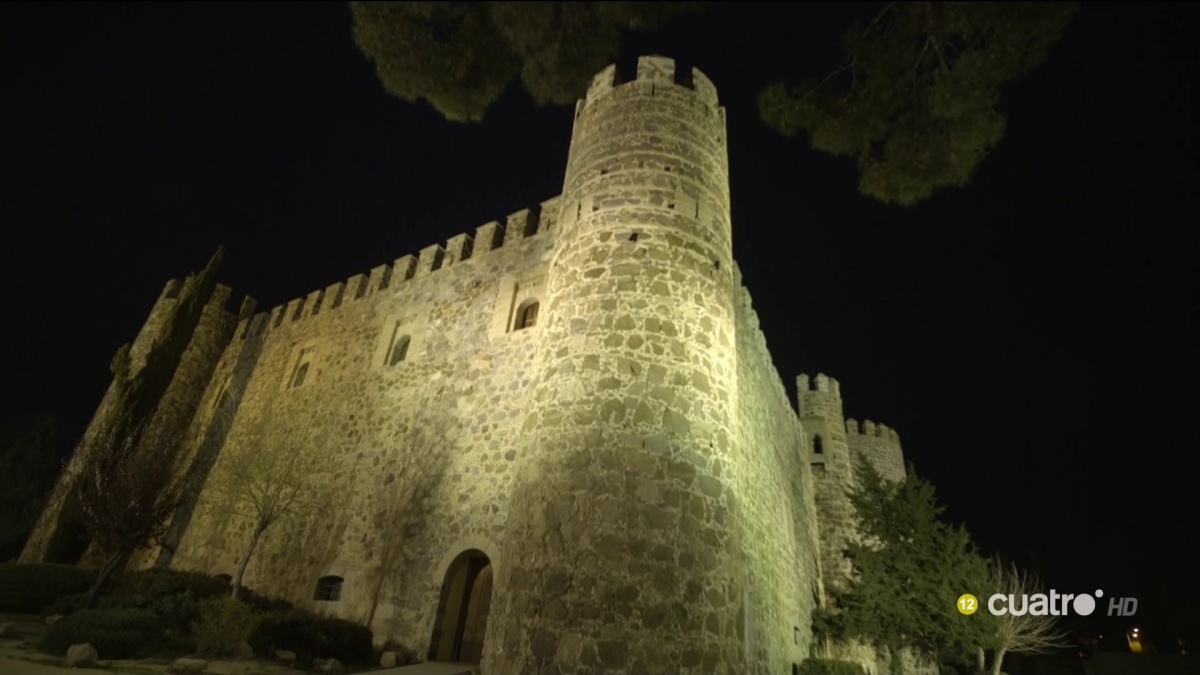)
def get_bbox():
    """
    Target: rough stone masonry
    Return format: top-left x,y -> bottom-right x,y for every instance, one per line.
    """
22,56 -> 914,675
